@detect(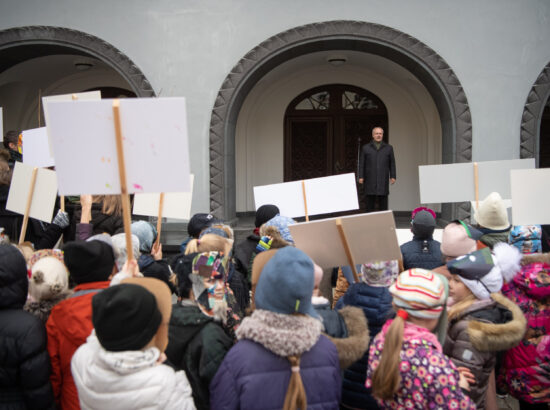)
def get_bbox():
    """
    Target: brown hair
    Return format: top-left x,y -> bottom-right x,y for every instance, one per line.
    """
282,355 -> 307,410
184,233 -> 233,256
371,314 -> 405,400
0,152 -> 11,185
92,195 -> 123,216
